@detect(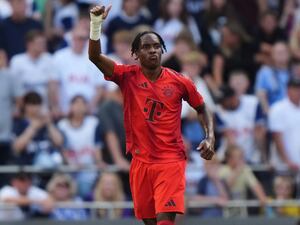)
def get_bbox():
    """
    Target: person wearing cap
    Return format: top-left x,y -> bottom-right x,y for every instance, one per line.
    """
0,171 -> 53,221
269,77 -> 300,171
215,86 -> 266,164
